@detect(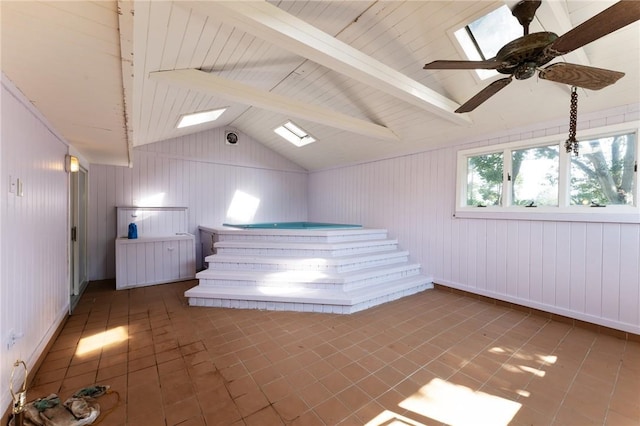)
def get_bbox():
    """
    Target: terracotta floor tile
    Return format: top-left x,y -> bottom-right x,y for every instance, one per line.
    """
298,382 -> 332,408
336,384 -> 372,412
272,394 -> 309,423
243,406 -> 285,426
357,374 -> 390,399
164,395 -> 200,426
33,367 -> 68,386
97,362 -> 127,382
127,354 -> 156,373
233,388 -> 270,418
66,359 -> 100,378
59,371 -> 97,394
127,365 -> 159,387
260,376 -> 292,403
313,396 -> 351,425
290,409 -> 324,426
25,281 -> 636,425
